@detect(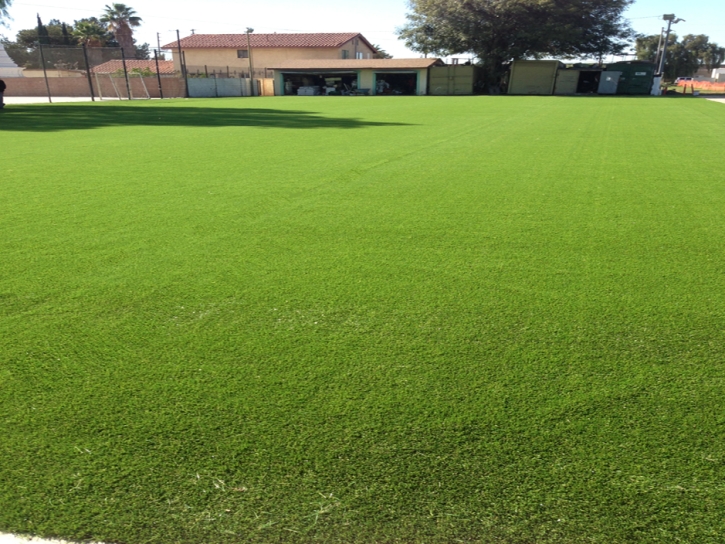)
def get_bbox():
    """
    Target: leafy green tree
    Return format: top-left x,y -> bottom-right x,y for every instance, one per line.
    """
134,41 -> 150,59
4,18 -> 81,68
100,3 -> 141,58
398,0 -> 634,88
